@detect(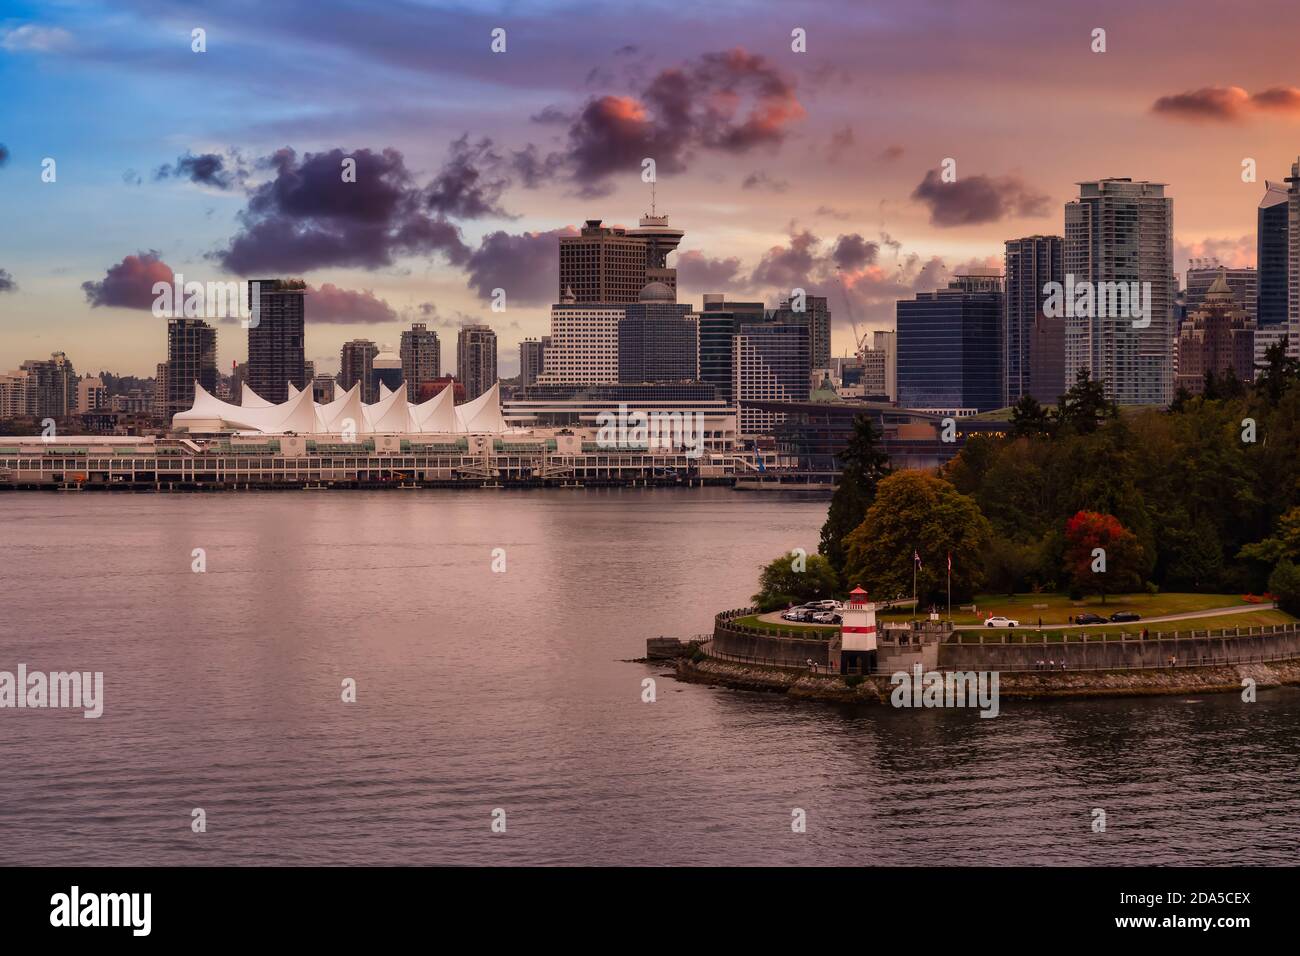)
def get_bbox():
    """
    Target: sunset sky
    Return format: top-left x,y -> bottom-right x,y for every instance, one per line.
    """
4,0 -> 1300,377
